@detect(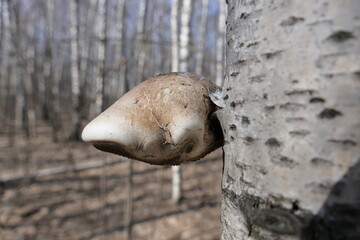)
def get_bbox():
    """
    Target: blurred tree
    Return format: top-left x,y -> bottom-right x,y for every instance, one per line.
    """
195,0 -> 208,74
69,0 -> 81,140
93,0 -> 107,116
215,0 -> 225,86
171,0 -> 193,204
